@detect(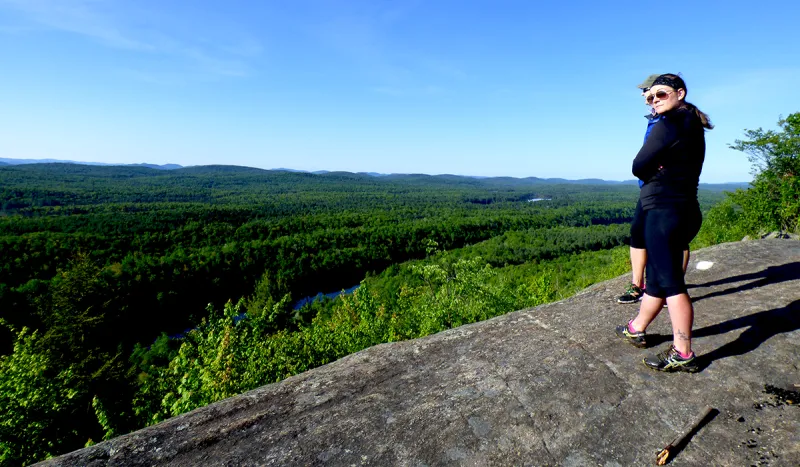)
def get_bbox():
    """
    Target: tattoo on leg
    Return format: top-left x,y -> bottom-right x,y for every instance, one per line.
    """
676,329 -> 690,341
